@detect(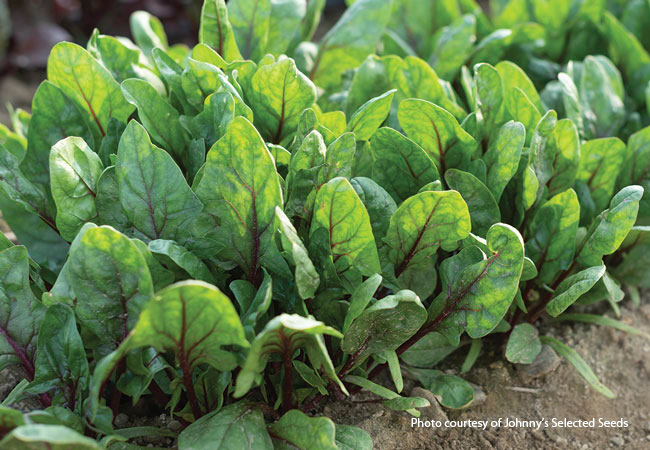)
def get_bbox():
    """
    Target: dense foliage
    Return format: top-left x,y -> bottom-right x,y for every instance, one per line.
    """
2,0 -> 650,448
